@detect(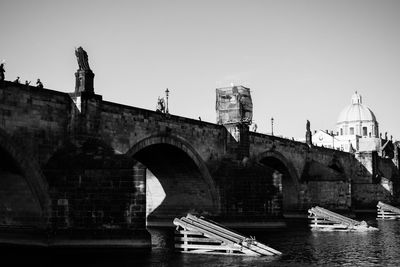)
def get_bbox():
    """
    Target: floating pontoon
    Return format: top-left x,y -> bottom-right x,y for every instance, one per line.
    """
377,201 -> 400,220
308,206 -> 378,231
173,214 -> 281,256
